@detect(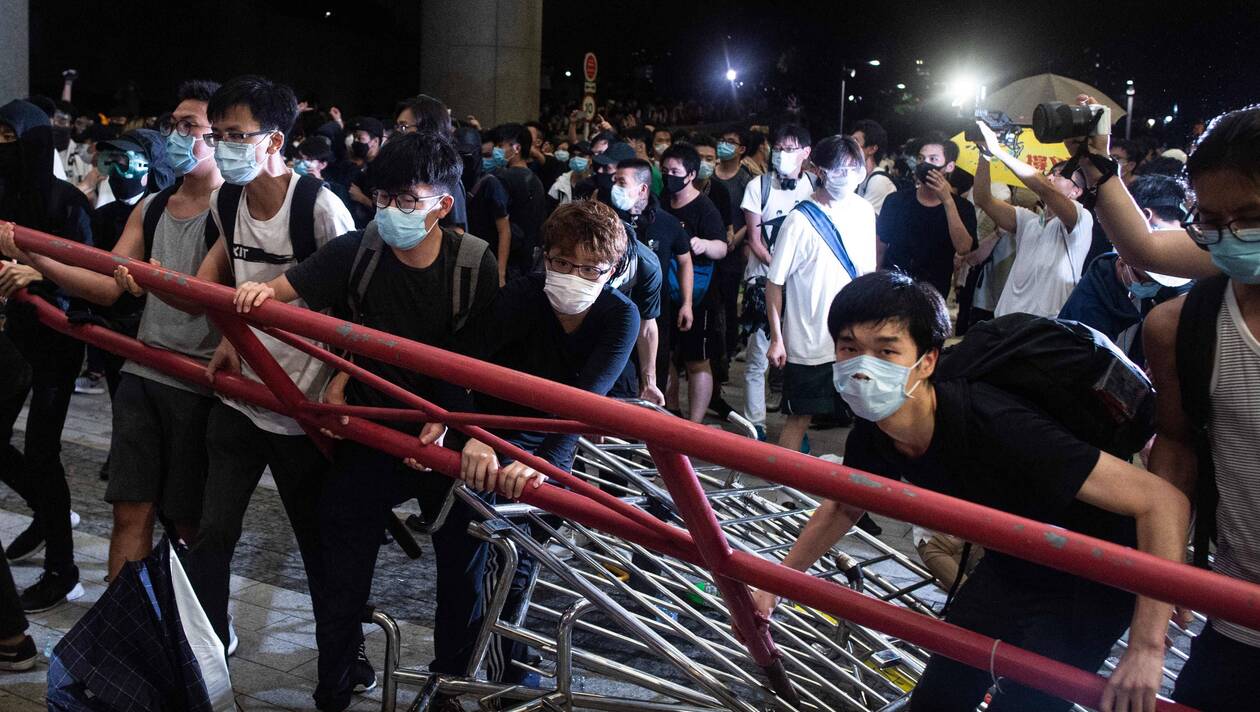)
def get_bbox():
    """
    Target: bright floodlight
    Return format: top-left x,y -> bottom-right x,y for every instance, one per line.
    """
896,83 -> 907,90
564,70 -> 572,77
947,74 -> 980,107
1147,118 -> 1156,128
867,59 -> 881,66
725,68 -> 738,82
1164,115 -> 1174,124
